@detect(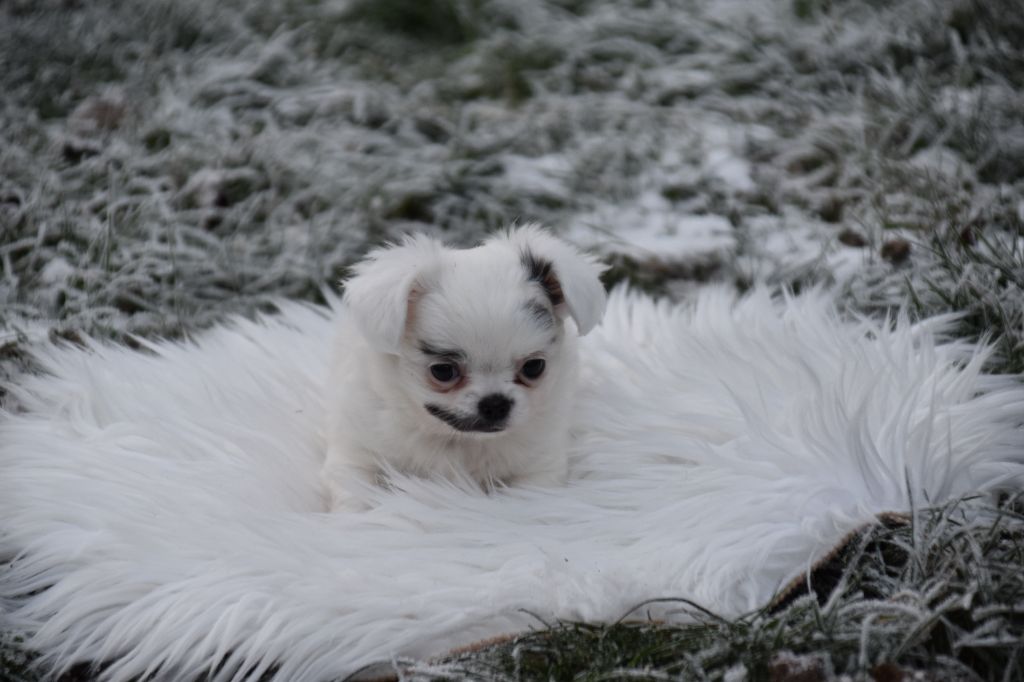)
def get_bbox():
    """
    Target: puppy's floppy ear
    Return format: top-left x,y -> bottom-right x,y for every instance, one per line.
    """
499,224 -> 608,335
342,234 -> 443,354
